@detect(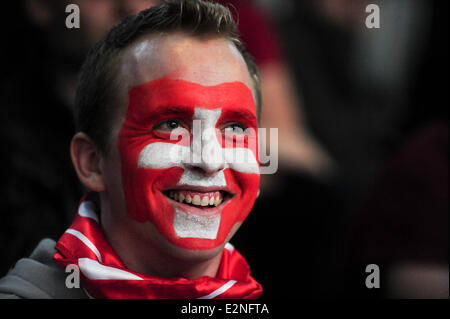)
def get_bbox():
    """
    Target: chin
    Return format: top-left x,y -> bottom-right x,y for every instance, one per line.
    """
168,241 -> 225,262
151,220 -> 242,262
